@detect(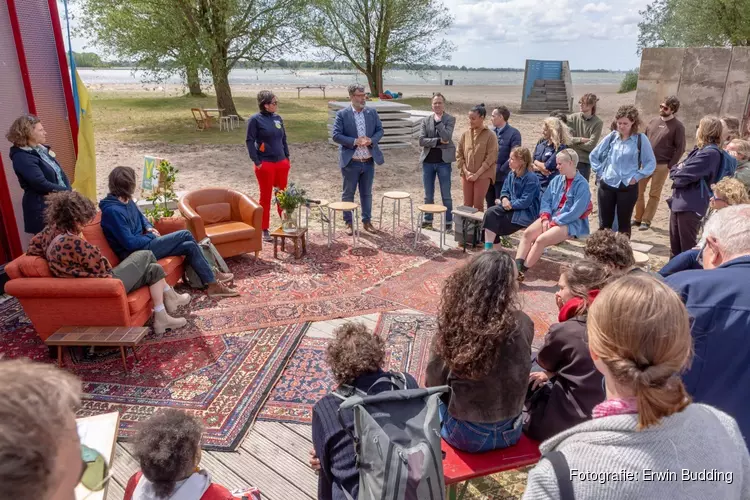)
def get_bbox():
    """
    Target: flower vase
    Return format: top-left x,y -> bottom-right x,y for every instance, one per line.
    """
282,209 -> 298,233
